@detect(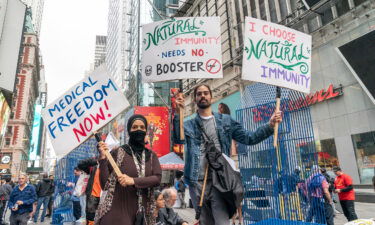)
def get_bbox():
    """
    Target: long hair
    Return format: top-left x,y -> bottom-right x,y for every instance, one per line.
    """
219,103 -> 231,115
